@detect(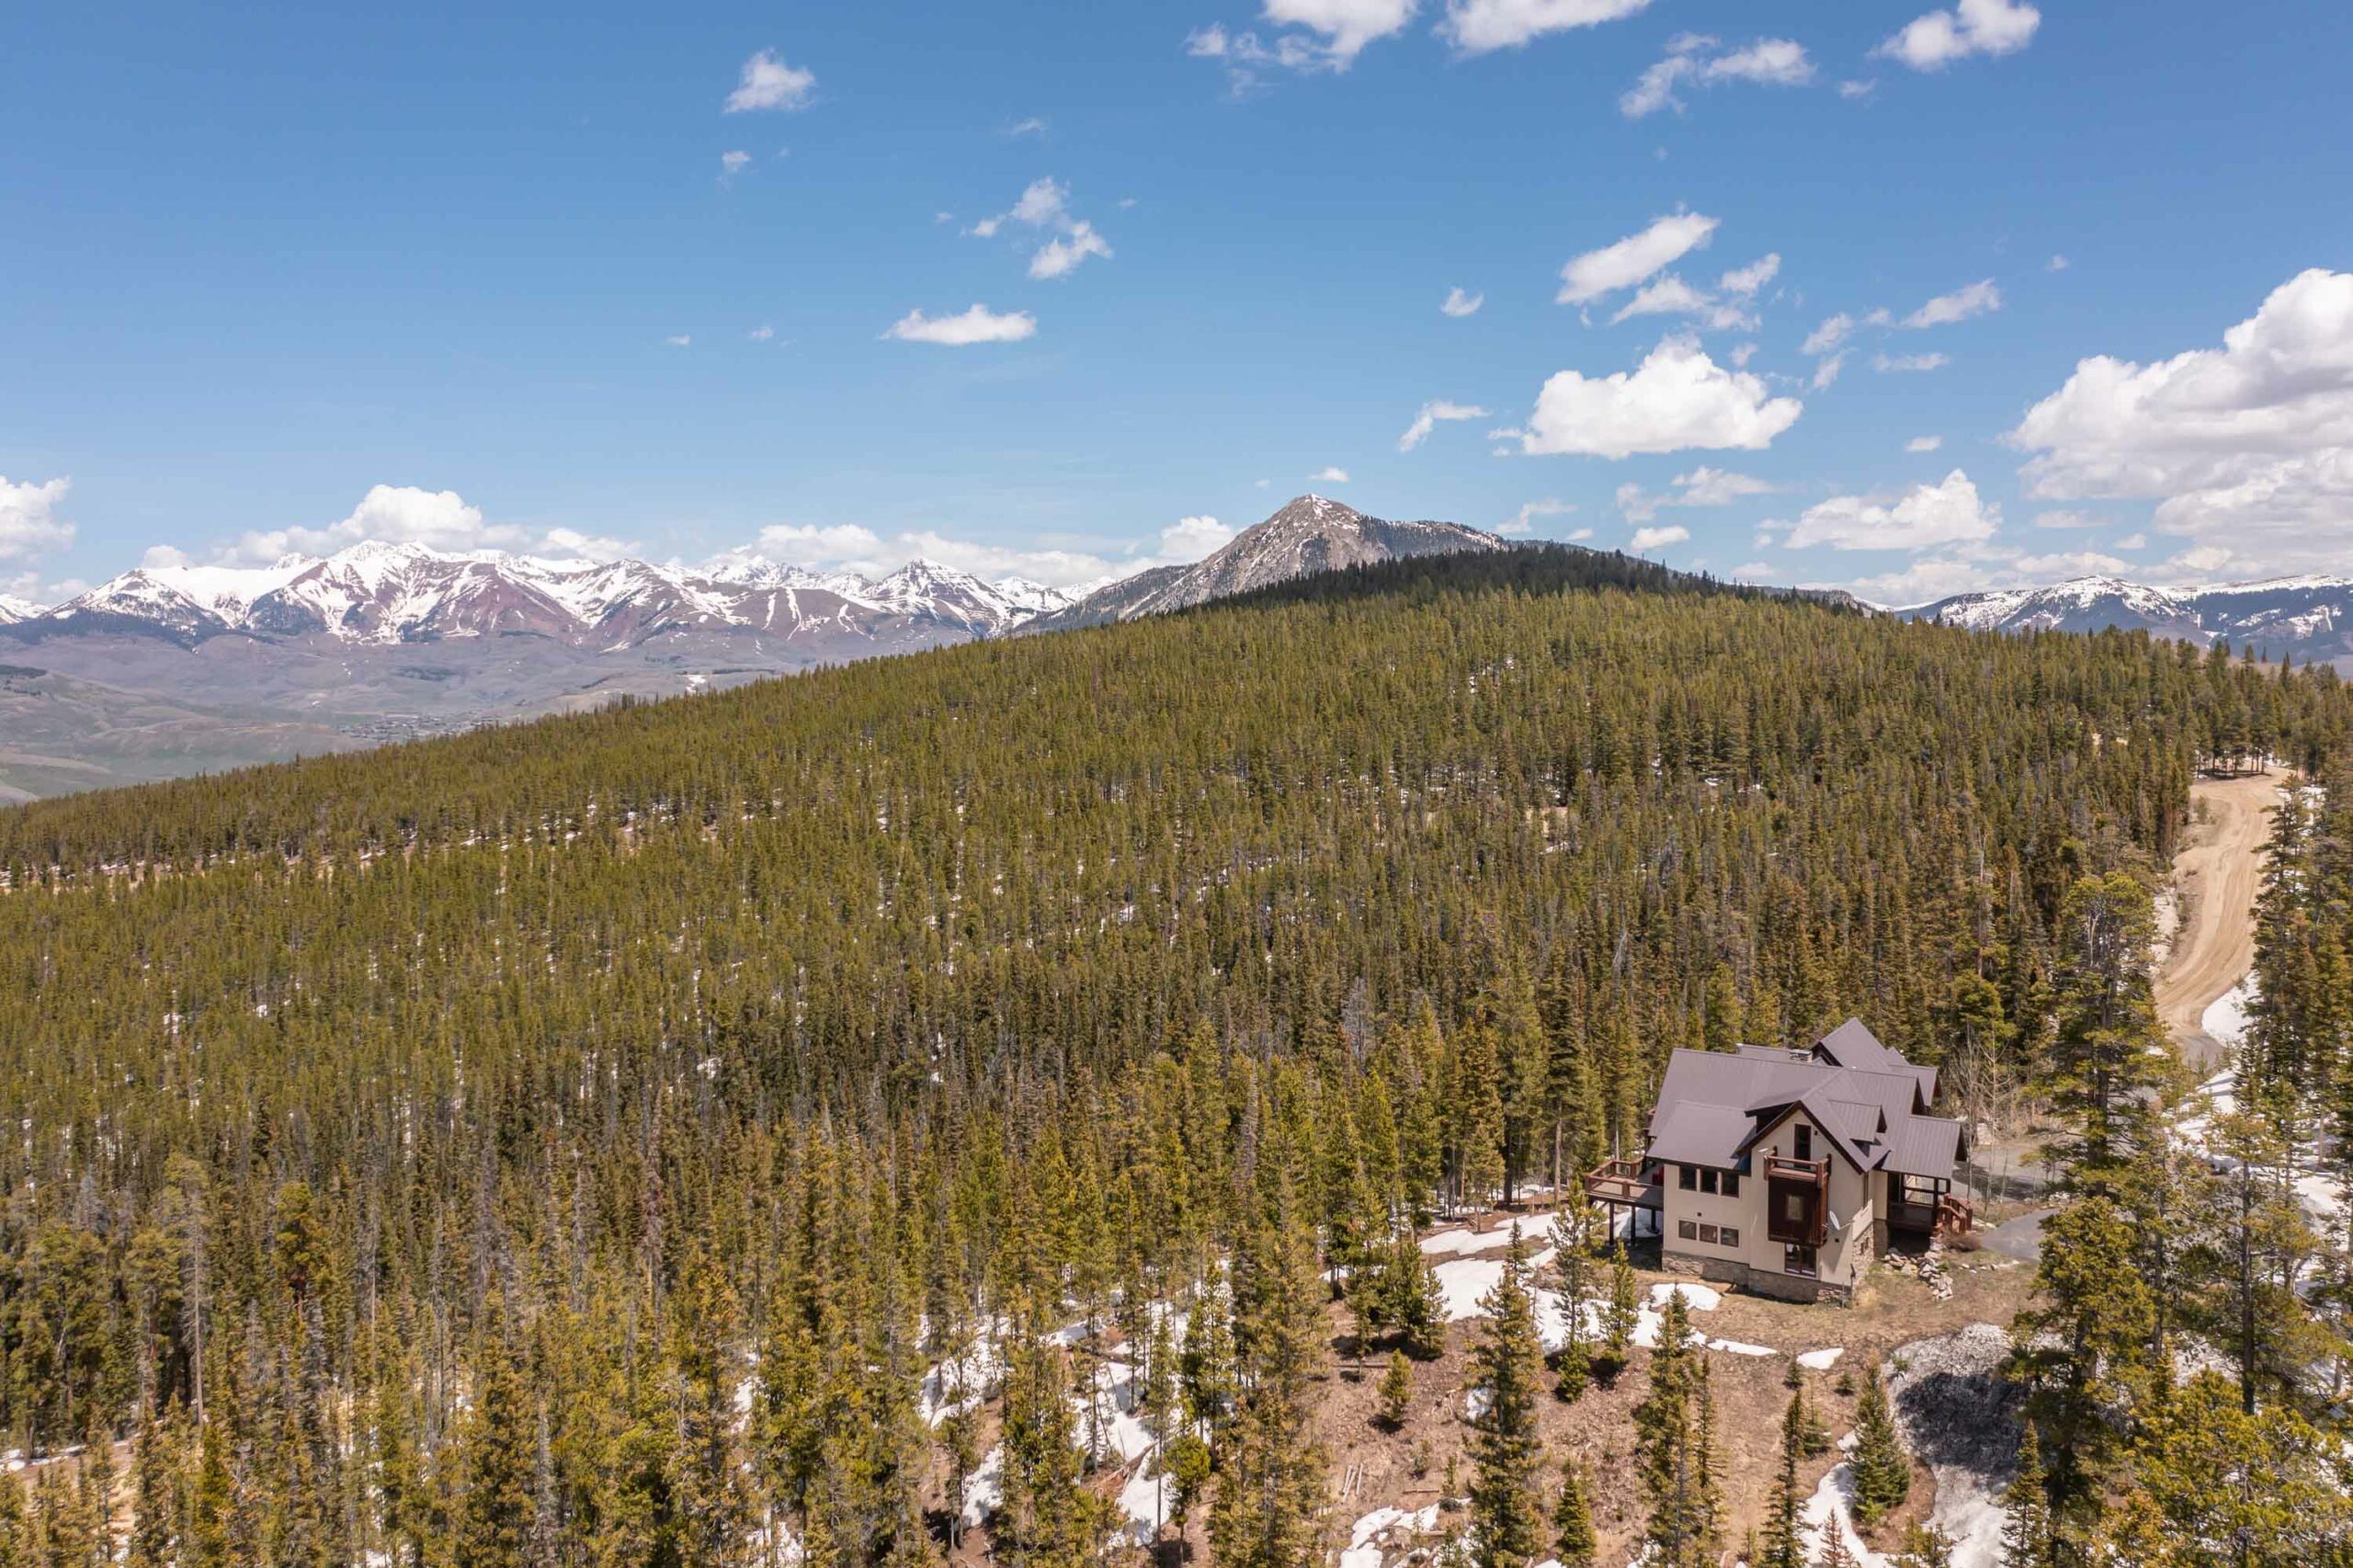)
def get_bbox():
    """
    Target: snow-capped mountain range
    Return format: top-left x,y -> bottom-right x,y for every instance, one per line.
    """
1907,574 -> 2353,661
13,540 -> 1073,649
0,495 -> 1516,798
